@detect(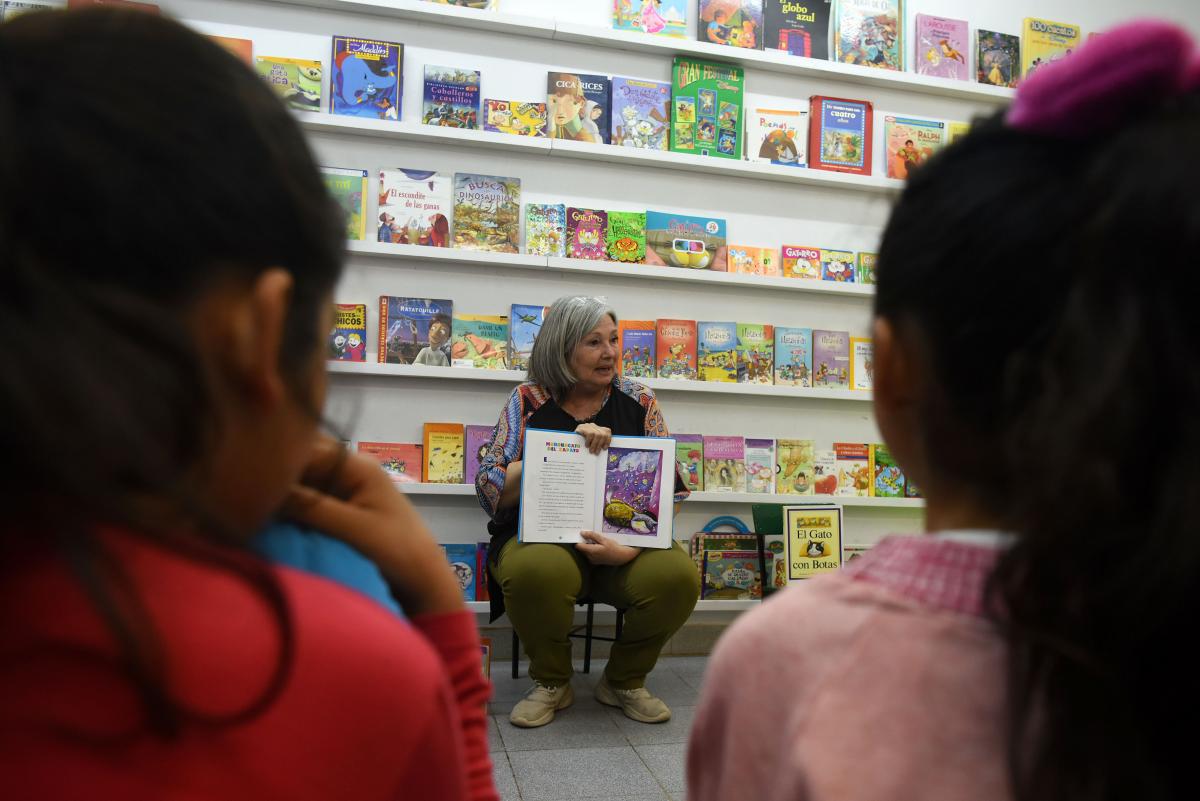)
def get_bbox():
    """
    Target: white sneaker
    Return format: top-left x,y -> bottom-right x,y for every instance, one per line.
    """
509,682 -> 574,728
595,676 -> 671,723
